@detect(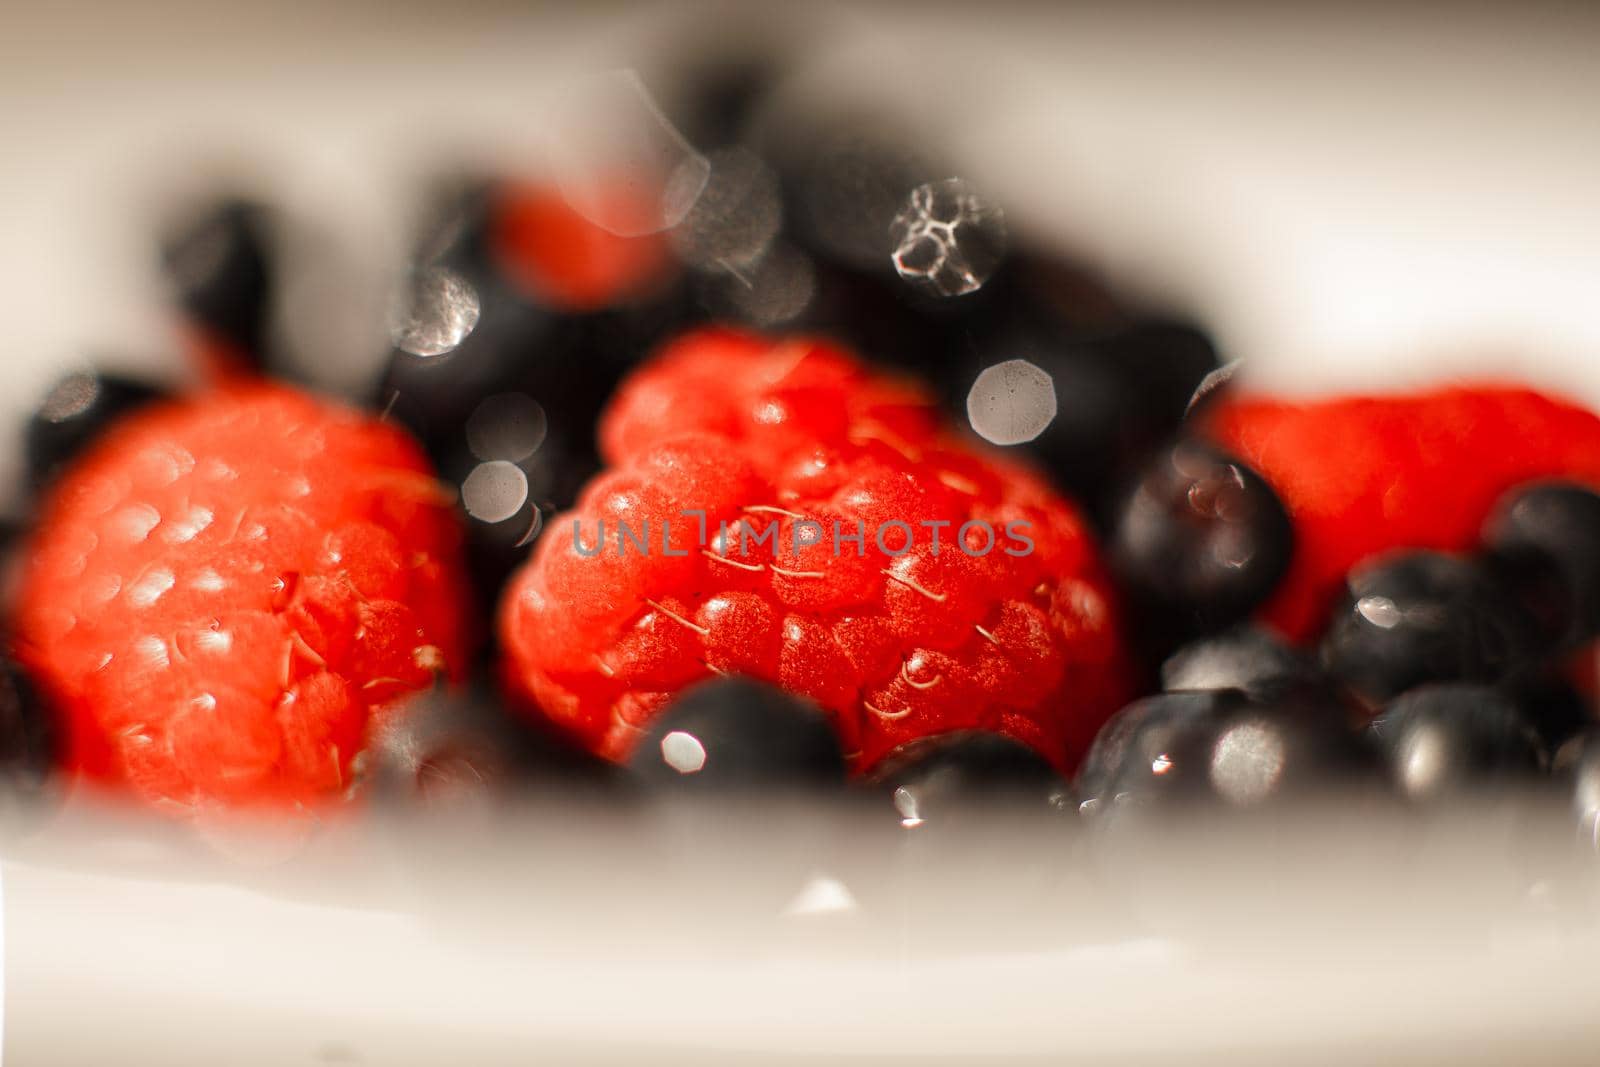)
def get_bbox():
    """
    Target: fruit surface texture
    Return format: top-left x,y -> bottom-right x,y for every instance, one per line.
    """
1205,386 -> 1600,642
15,383 -> 471,812
500,328 -> 1132,773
